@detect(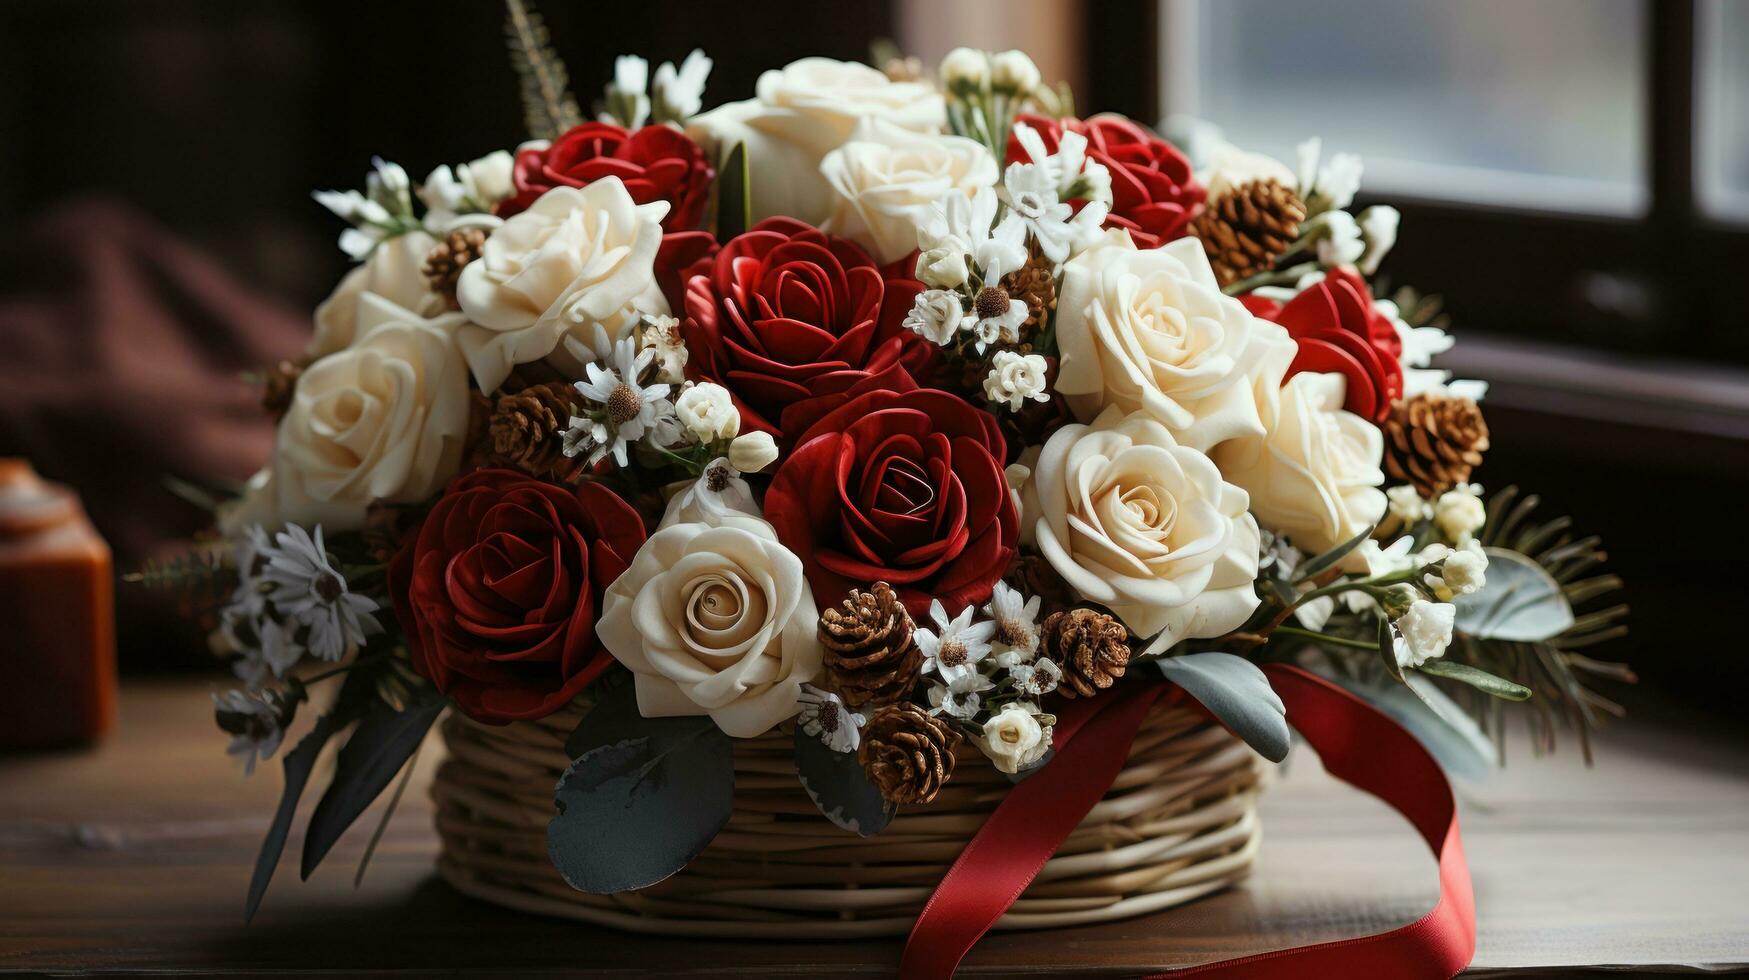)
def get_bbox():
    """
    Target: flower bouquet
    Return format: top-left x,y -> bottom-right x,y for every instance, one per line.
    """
148,8 -> 1632,976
